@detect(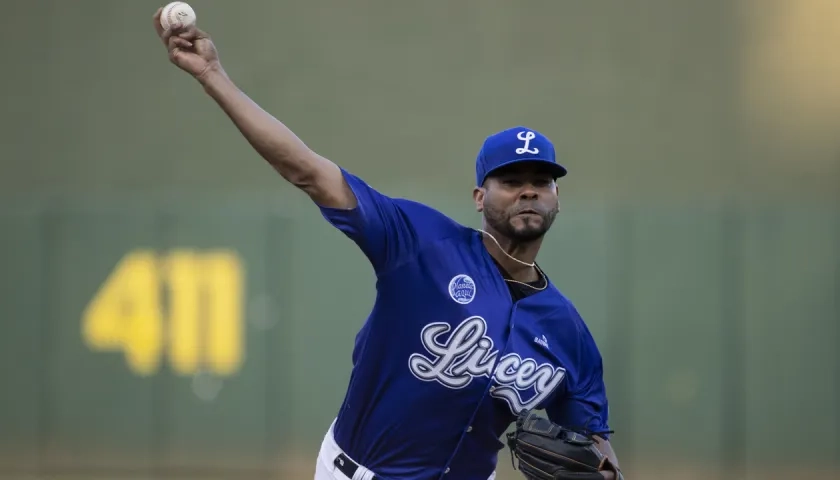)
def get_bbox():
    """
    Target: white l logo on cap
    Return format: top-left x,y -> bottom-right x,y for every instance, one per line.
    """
515,131 -> 540,155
